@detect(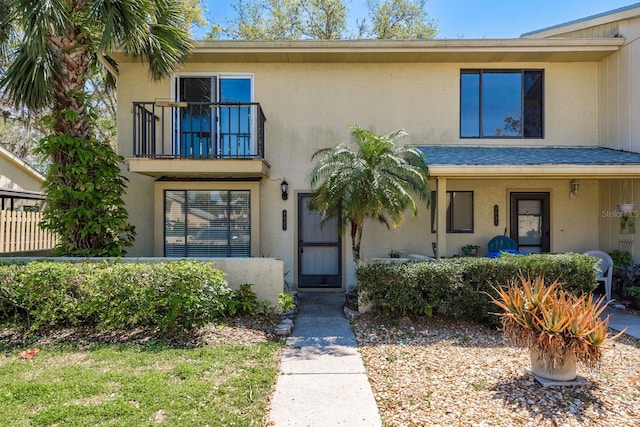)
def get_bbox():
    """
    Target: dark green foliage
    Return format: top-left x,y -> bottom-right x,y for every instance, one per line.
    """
35,135 -> 136,257
227,283 -> 261,316
356,253 -> 599,326
0,261 -> 235,332
609,249 -> 632,267
0,262 -> 92,329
